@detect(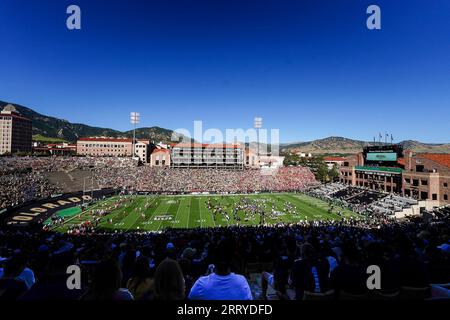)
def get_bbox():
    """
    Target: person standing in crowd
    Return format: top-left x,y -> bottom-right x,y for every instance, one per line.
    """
261,249 -> 293,299
153,258 -> 185,300
189,241 -> 253,300
331,243 -> 368,297
0,254 -> 28,300
82,258 -> 134,300
291,243 -> 330,299
126,256 -> 154,300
